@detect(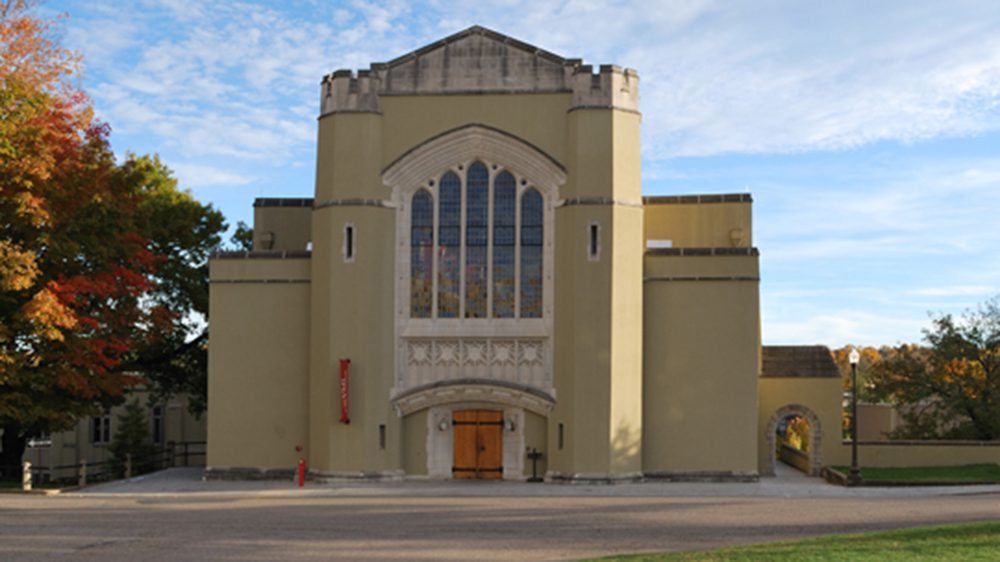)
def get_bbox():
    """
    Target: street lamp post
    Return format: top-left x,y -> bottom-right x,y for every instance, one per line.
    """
849,347 -> 861,485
